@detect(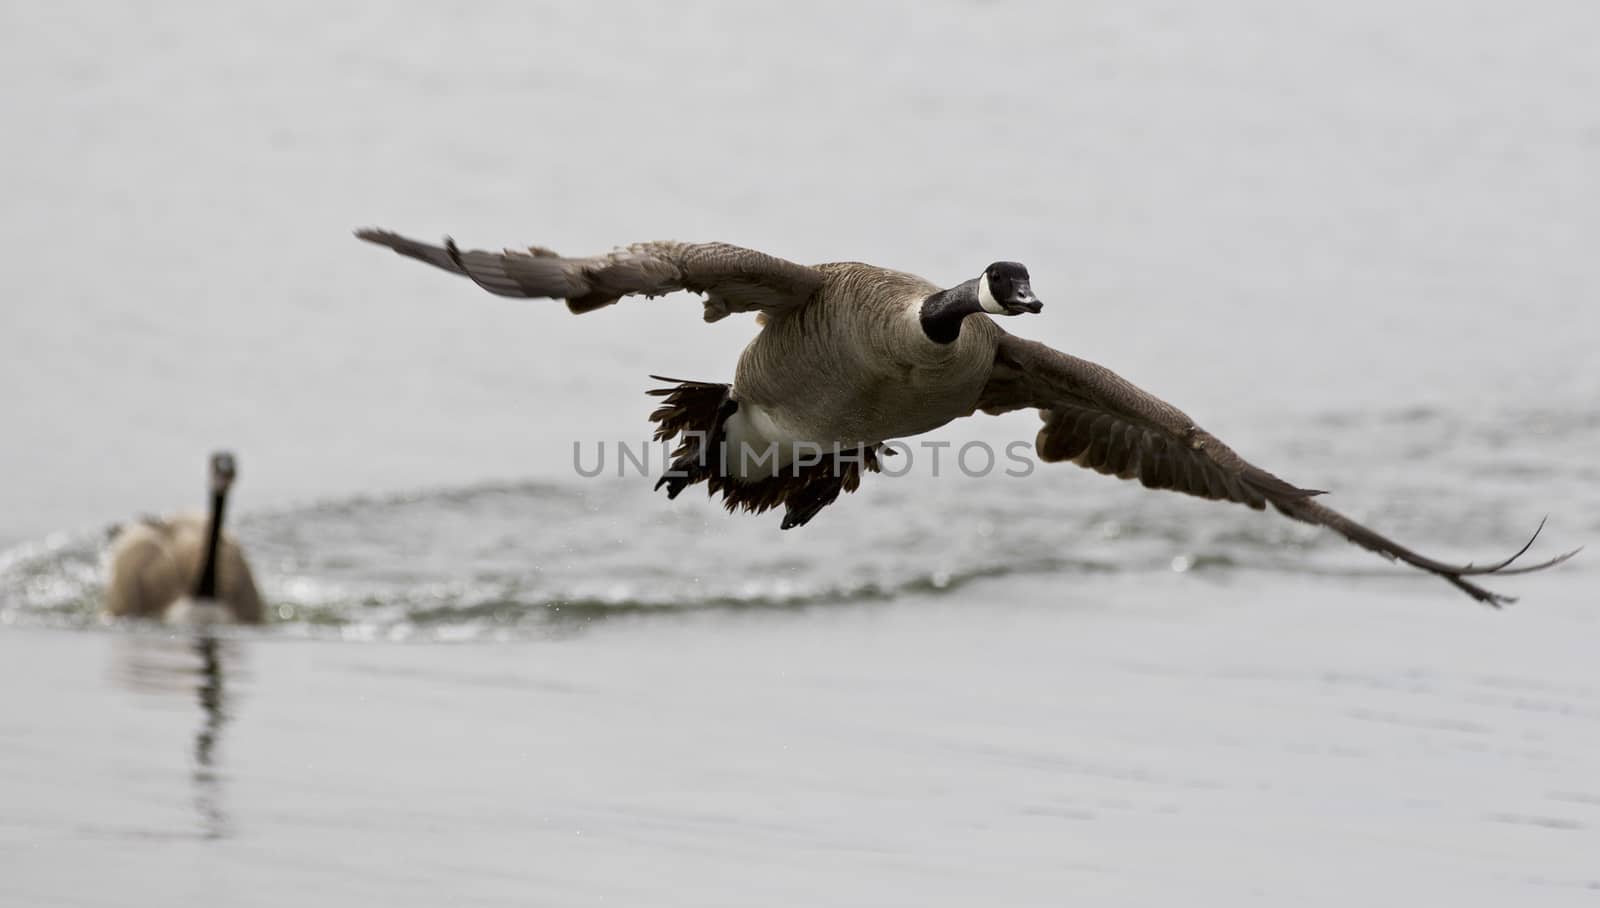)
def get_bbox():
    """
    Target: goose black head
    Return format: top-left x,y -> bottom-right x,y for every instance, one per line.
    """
209,451 -> 237,494
978,262 -> 1042,315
